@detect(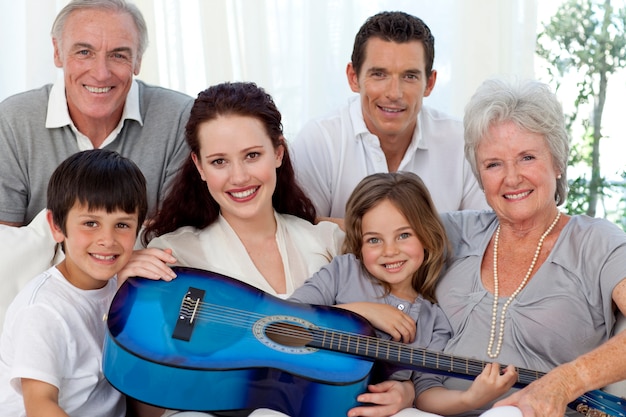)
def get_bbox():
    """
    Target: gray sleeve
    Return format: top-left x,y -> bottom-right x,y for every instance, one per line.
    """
0,109 -> 27,223
0,87 -> 75,224
124,83 -> 194,217
412,304 -> 451,397
288,256 -> 344,305
159,98 -> 193,202
379,301 -> 452,396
